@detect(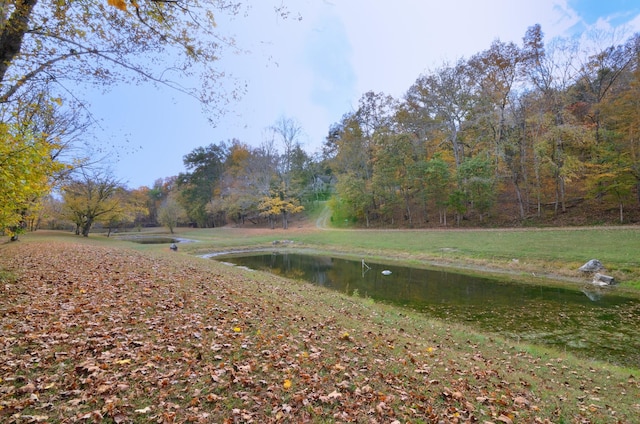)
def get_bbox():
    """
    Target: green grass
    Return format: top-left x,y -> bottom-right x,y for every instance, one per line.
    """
168,225 -> 640,288
13,224 -> 640,288
0,269 -> 16,284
